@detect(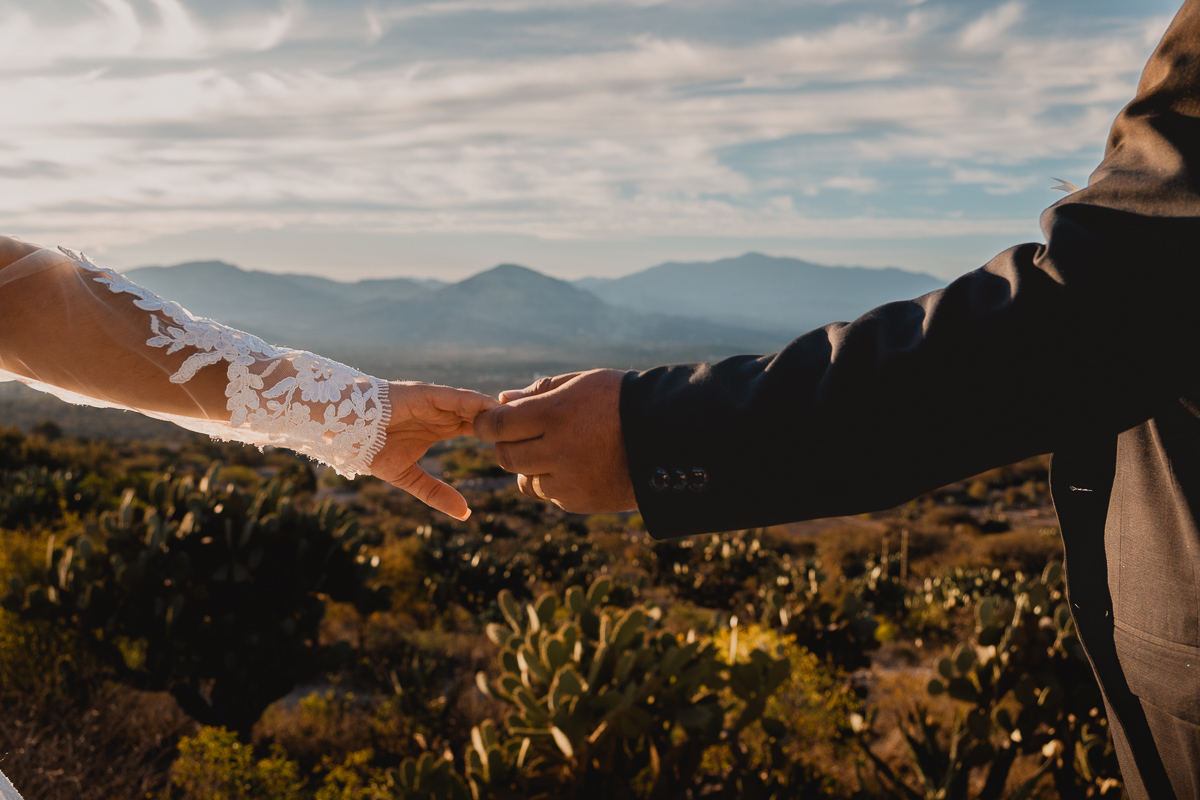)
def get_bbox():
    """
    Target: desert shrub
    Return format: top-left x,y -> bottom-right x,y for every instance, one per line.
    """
417,522 -> 534,617
313,749 -> 402,800
440,444 -> 505,480
0,425 -> 113,475
168,726 -> 305,800
6,466 -> 391,736
649,530 -> 786,612
417,519 -> 610,622
528,523 -> 609,587
584,514 -> 626,534
257,677 -> 462,774
973,528 -> 1064,574
648,528 -> 881,667
706,623 -> 861,794
256,690 -> 376,771
0,607 -> 98,703
168,727 -> 467,800
814,526 -> 894,577
911,567 -> 1021,617
313,749 -> 469,800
